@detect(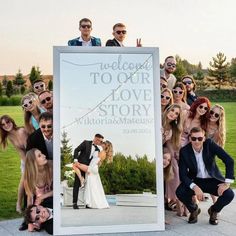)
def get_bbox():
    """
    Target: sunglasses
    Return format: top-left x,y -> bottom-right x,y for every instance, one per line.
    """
183,81 -> 192,85
34,84 -> 44,89
173,90 -> 183,95
115,30 -> 127,35
199,105 -> 208,111
22,100 -> 33,108
166,63 -> 176,68
80,24 -> 91,29
191,136 -> 204,142
1,120 -> 10,127
40,96 -> 51,104
40,125 -> 52,129
210,110 -> 220,118
161,95 -> 171,100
